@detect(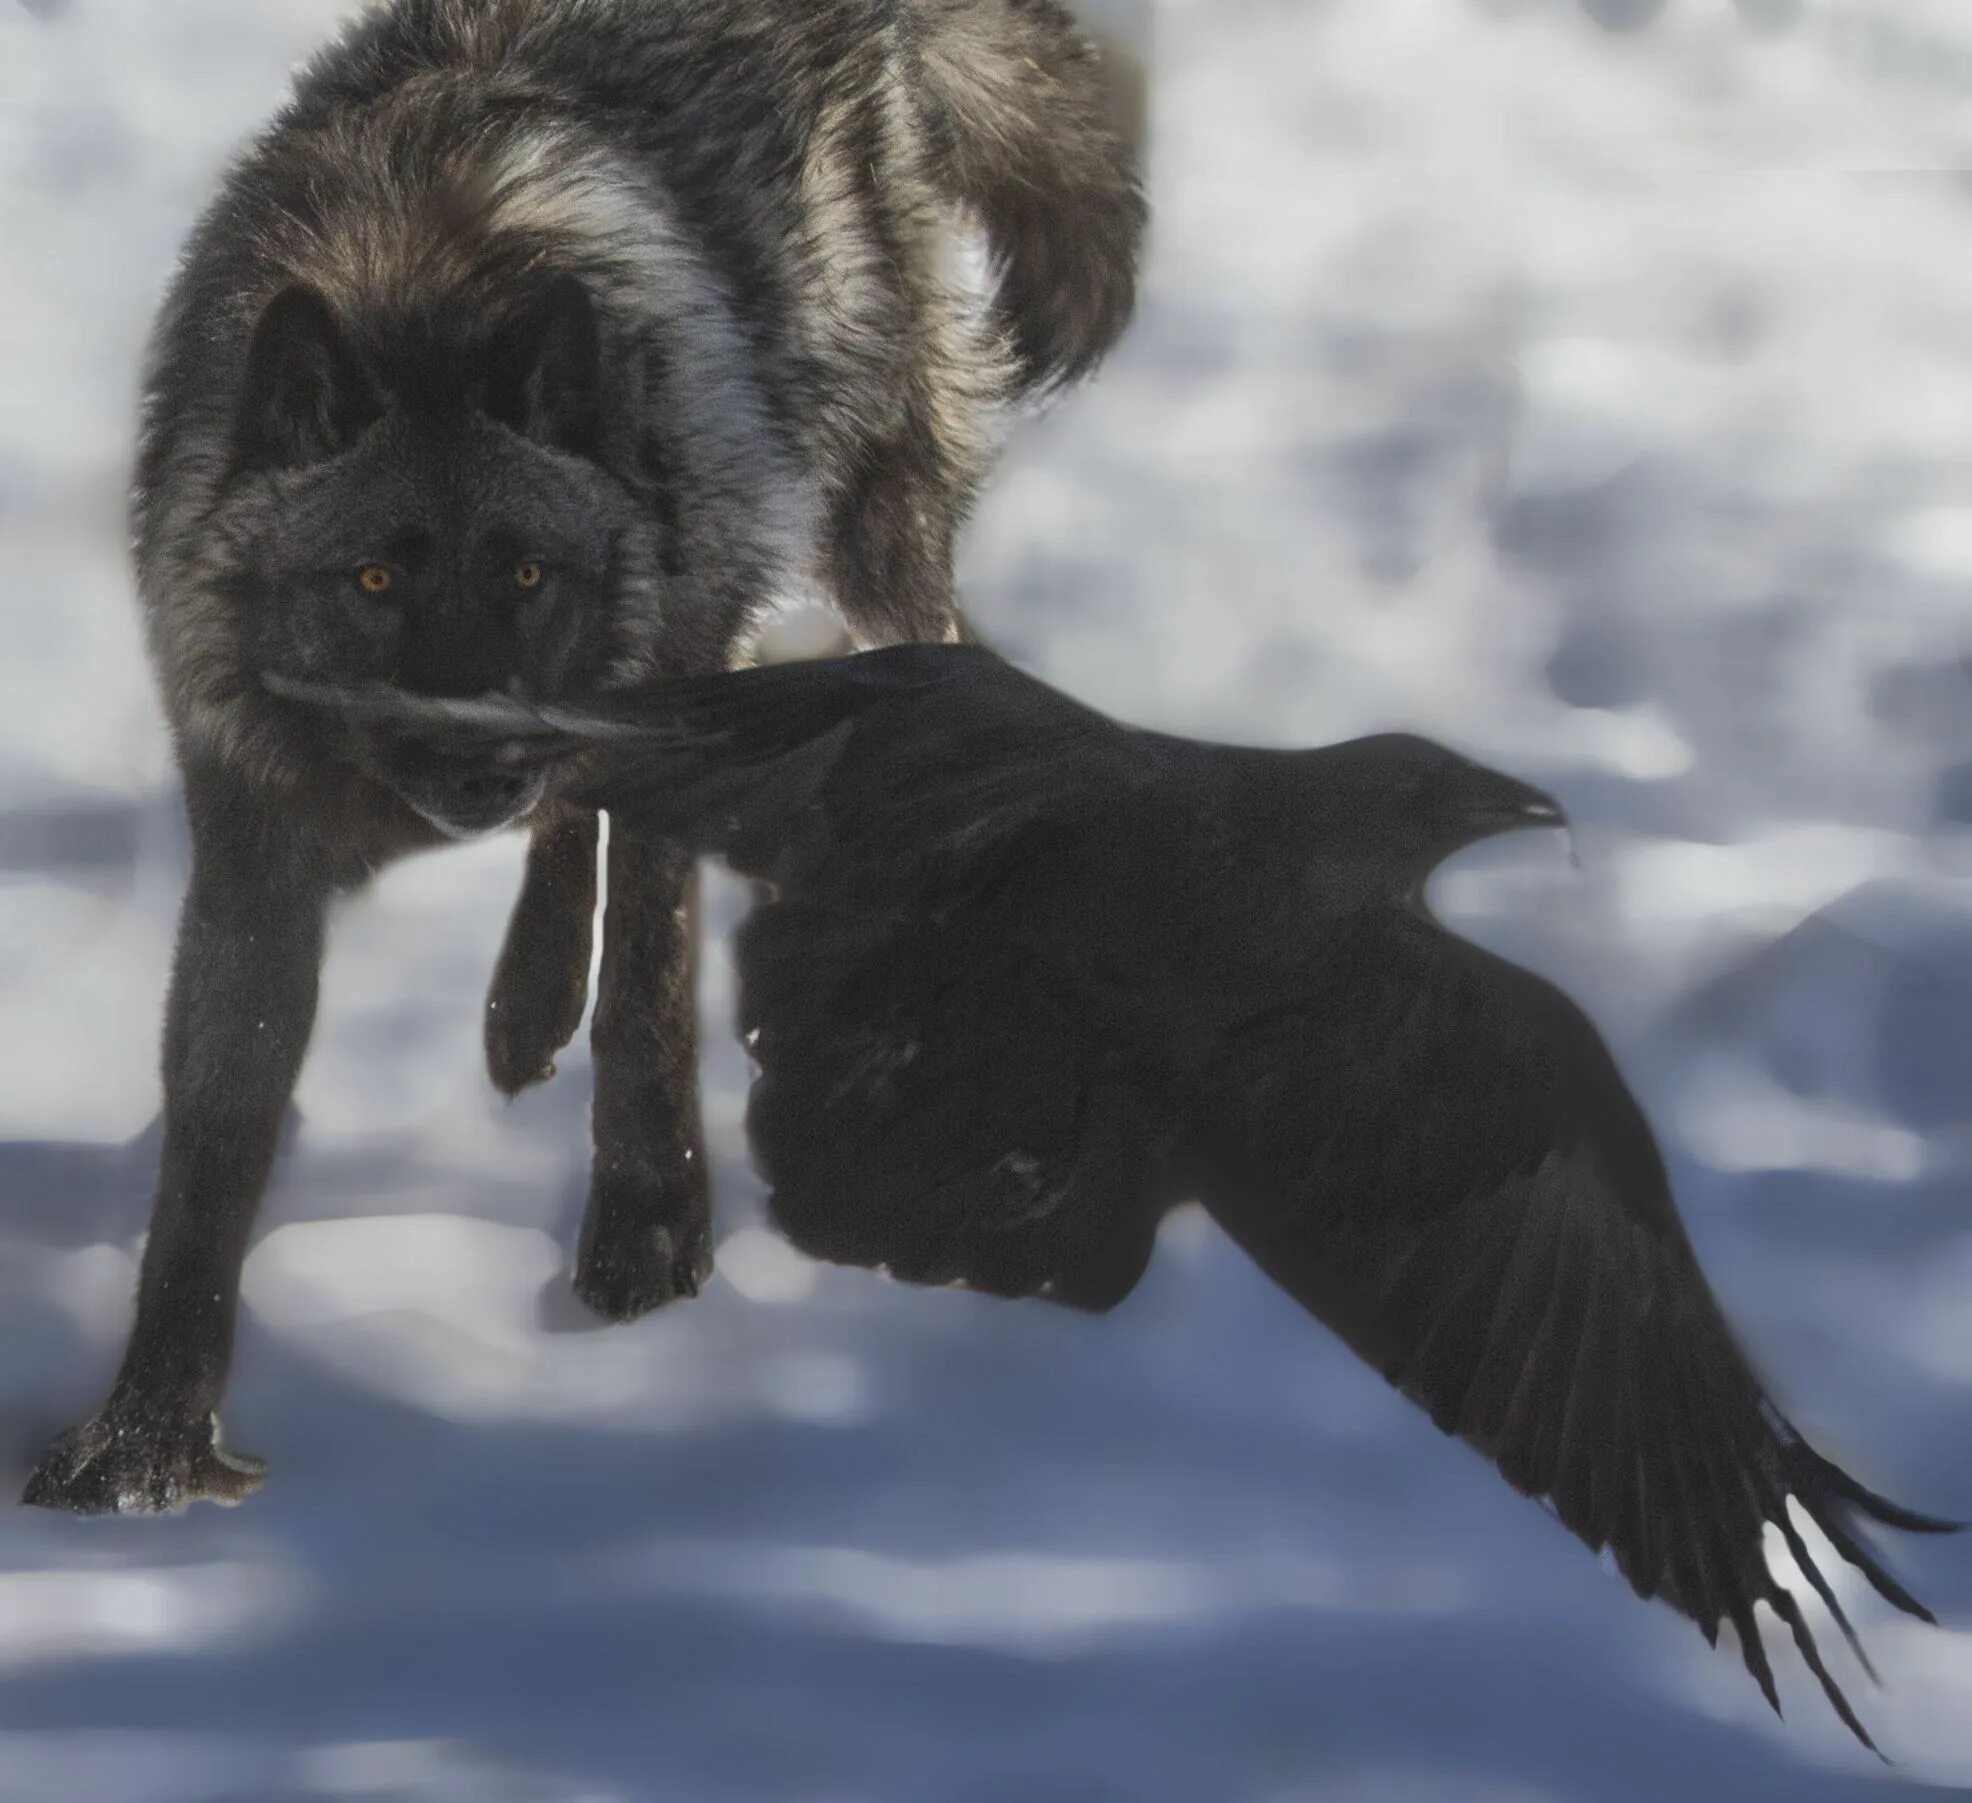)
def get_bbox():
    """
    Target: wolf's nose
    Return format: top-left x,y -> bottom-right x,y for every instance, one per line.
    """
452,767 -> 528,808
